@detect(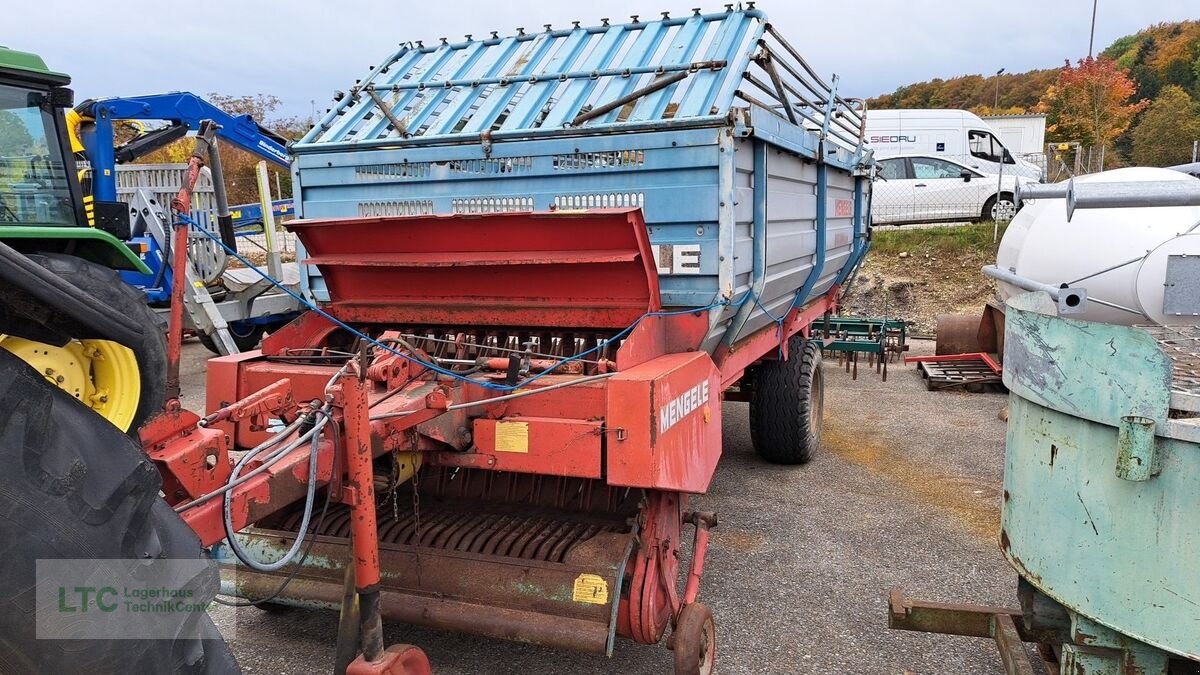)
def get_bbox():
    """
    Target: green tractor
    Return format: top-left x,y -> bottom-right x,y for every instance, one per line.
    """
0,45 -> 165,432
